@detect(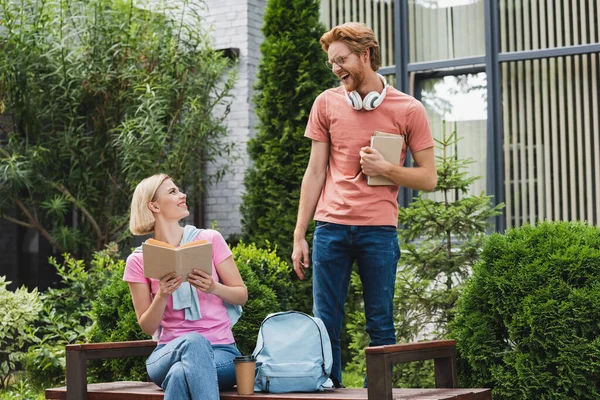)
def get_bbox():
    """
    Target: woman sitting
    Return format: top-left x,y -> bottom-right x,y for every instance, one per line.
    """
124,173 -> 248,400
